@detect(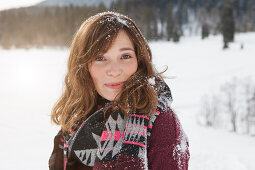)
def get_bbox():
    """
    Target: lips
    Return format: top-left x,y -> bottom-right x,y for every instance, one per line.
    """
105,82 -> 124,89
